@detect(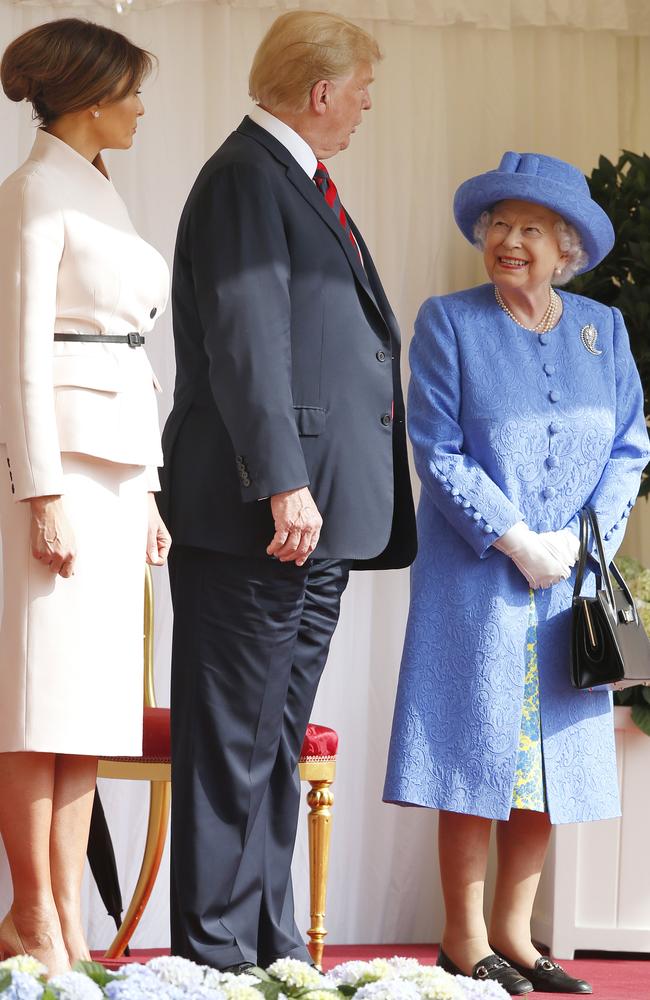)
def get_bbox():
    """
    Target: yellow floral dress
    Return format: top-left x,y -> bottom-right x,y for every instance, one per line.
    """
511,589 -> 546,811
